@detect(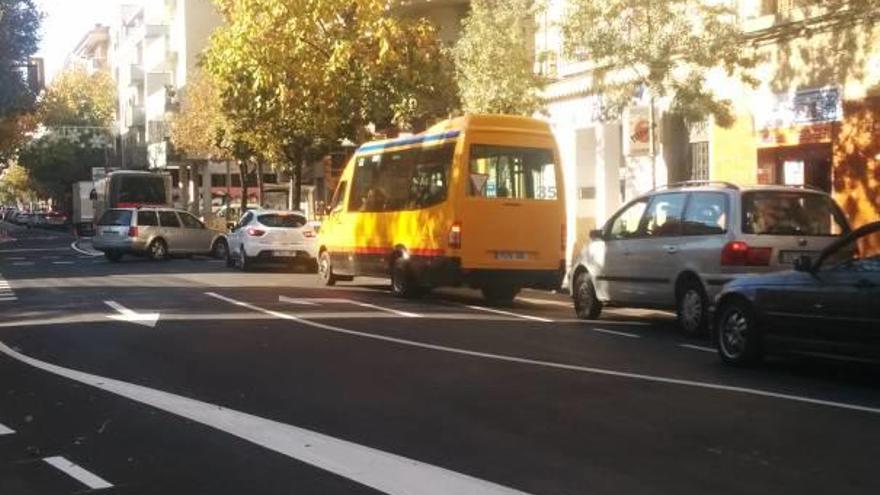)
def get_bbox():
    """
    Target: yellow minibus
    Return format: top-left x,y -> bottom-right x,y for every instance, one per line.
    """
317,114 -> 566,303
